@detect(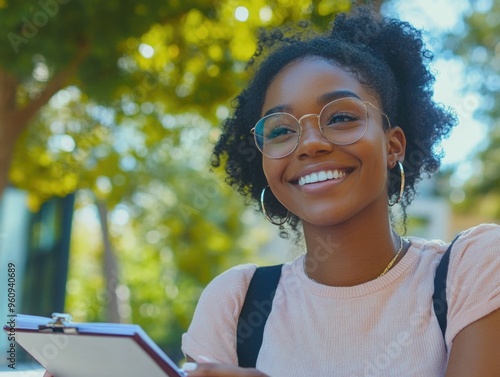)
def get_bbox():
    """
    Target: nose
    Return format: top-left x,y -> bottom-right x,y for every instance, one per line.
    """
295,114 -> 334,158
